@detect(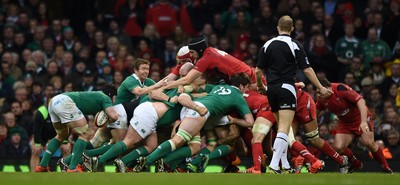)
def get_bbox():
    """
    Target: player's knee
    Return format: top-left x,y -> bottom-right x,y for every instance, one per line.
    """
305,129 -> 320,144
333,143 -> 345,153
72,125 -> 89,136
175,129 -> 192,146
251,123 -> 270,143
